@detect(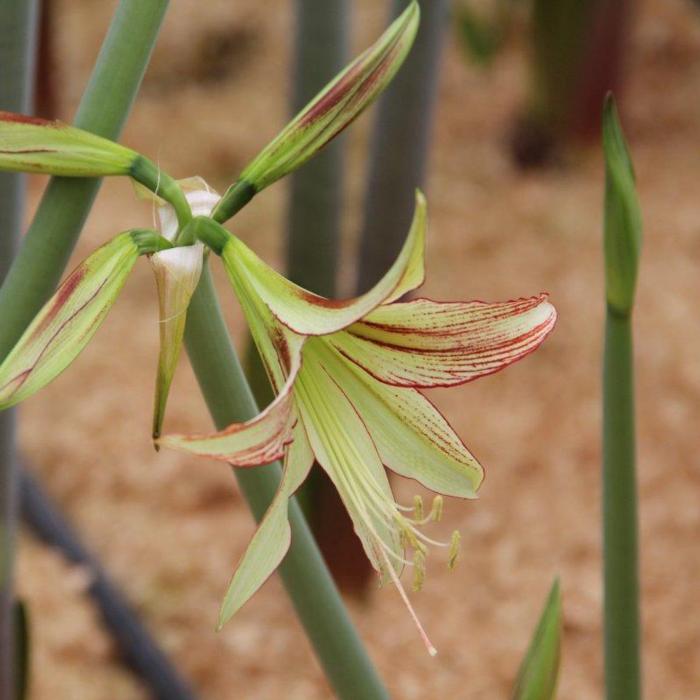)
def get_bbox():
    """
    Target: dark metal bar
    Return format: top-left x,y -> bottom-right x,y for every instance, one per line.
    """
20,466 -> 197,700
